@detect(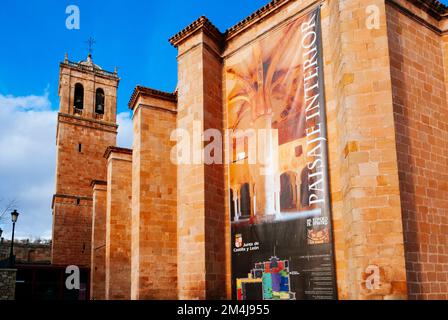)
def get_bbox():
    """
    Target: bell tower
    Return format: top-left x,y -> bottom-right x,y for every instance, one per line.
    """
52,53 -> 119,267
